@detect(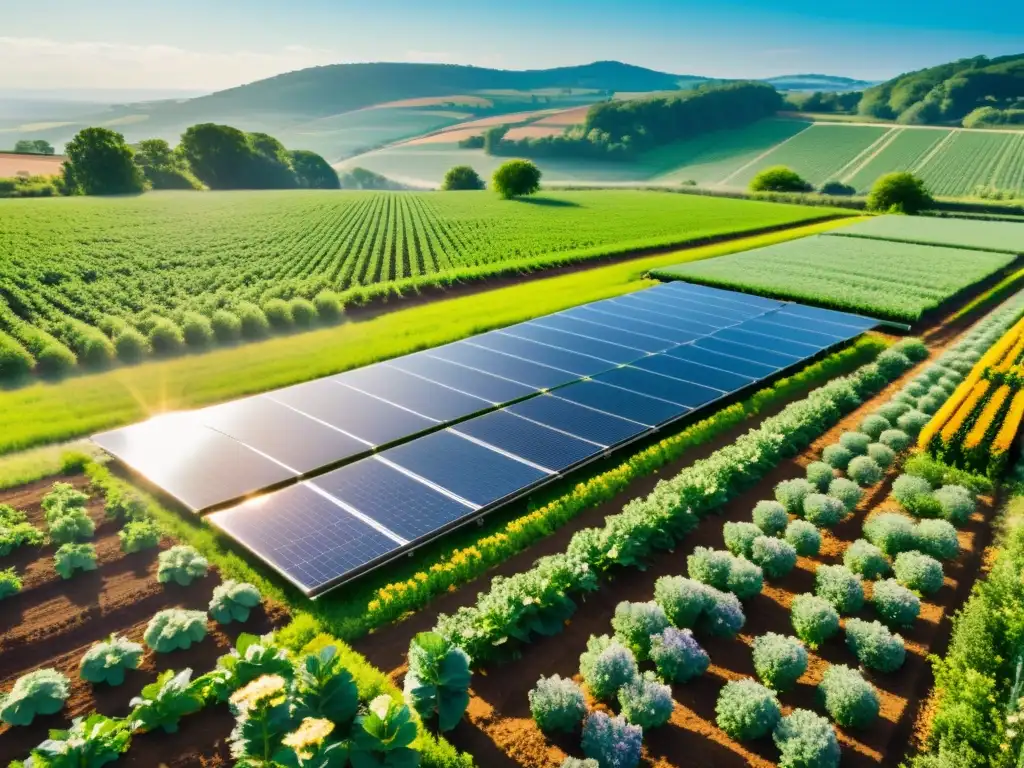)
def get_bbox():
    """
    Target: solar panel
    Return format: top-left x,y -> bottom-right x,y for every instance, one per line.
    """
427,341 -> 579,389
693,336 -> 796,369
453,410 -> 602,471
714,327 -> 824,358
740,318 -> 850,347
200,396 -> 370,474
777,302 -> 878,330
269,379 -> 437,446
631,352 -> 755,392
605,297 -> 723,335
208,483 -> 401,594
508,394 -> 649,446
565,305 -> 700,344
93,418 -> 296,512
382,430 -> 549,506
500,322 -> 643,364
661,280 -> 785,311
763,310 -> 867,340
594,366 -> 724,408
334,365 -> 492,422
613,292 -> 741,328
466,332 -> 614,376
385,354 -> 535,404
311,457 -> 478,541
555,379 -> 689,426
665,343 -> 780,379
532,313 -> 668,353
